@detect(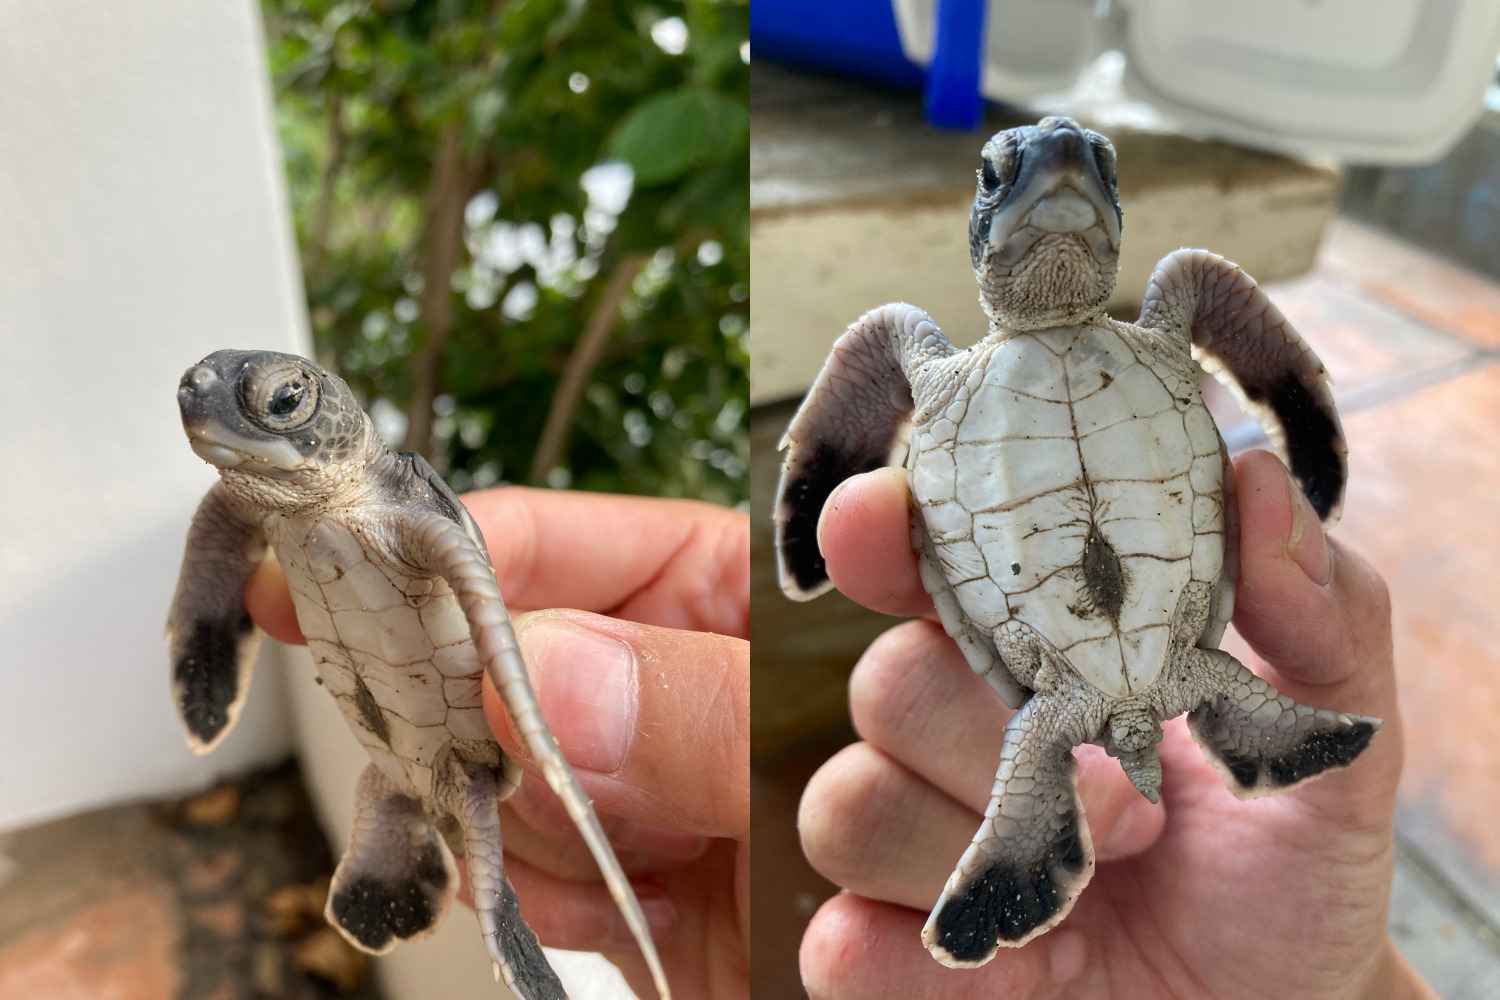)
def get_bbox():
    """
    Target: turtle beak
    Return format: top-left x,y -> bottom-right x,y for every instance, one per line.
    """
177,360 -> 306,478
987,118 -> 1121,264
